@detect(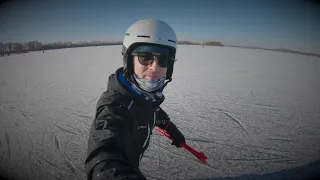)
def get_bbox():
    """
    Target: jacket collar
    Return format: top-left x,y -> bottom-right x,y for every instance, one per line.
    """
107,67 -> 165,107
